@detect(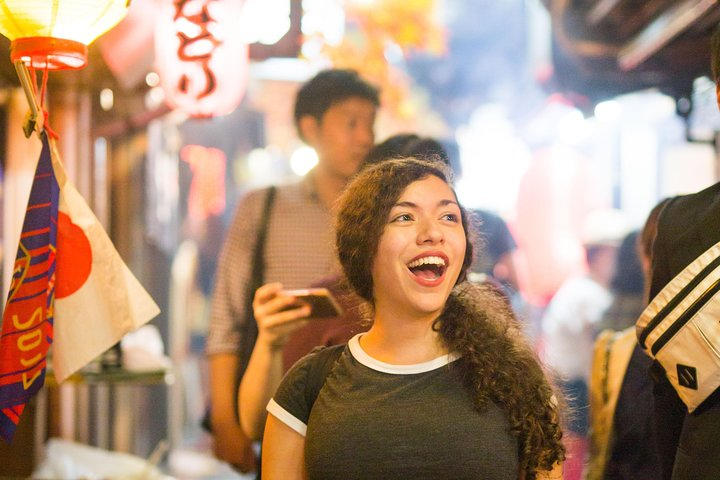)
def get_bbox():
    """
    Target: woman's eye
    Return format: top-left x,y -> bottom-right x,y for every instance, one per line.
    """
442,213 -> 459,222
392,213 -> 413,223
